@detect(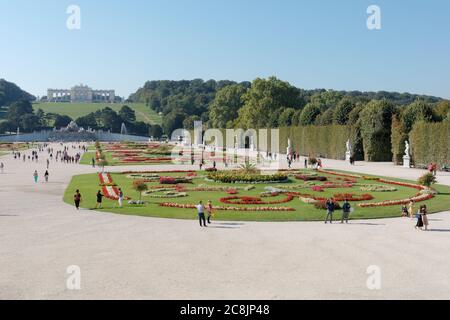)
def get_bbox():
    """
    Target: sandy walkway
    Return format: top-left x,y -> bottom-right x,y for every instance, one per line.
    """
0,145 -> 449,299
